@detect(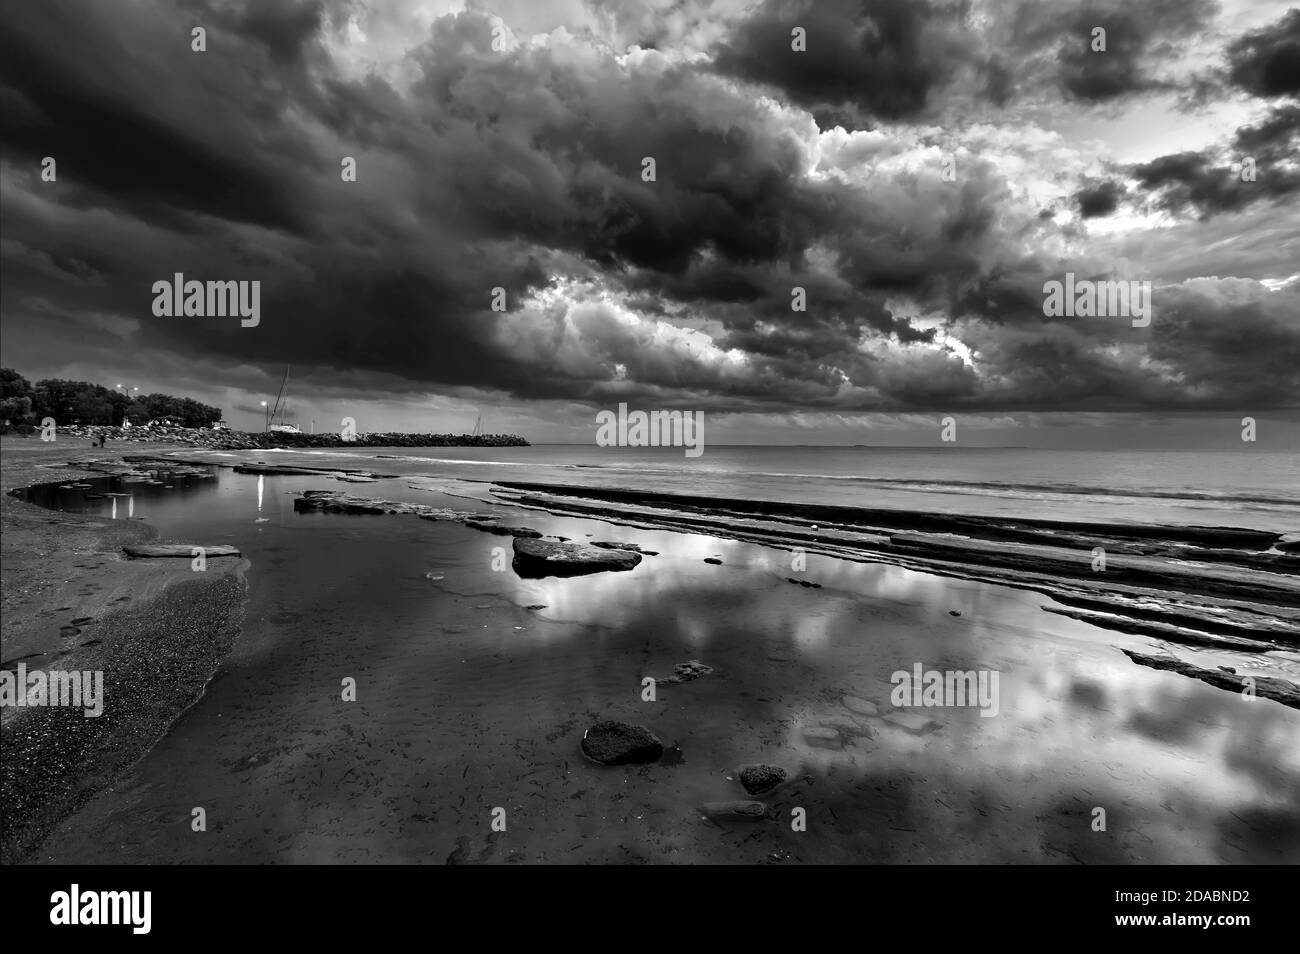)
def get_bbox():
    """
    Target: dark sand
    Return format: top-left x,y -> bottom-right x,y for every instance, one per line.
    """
0,438 -> 248,863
